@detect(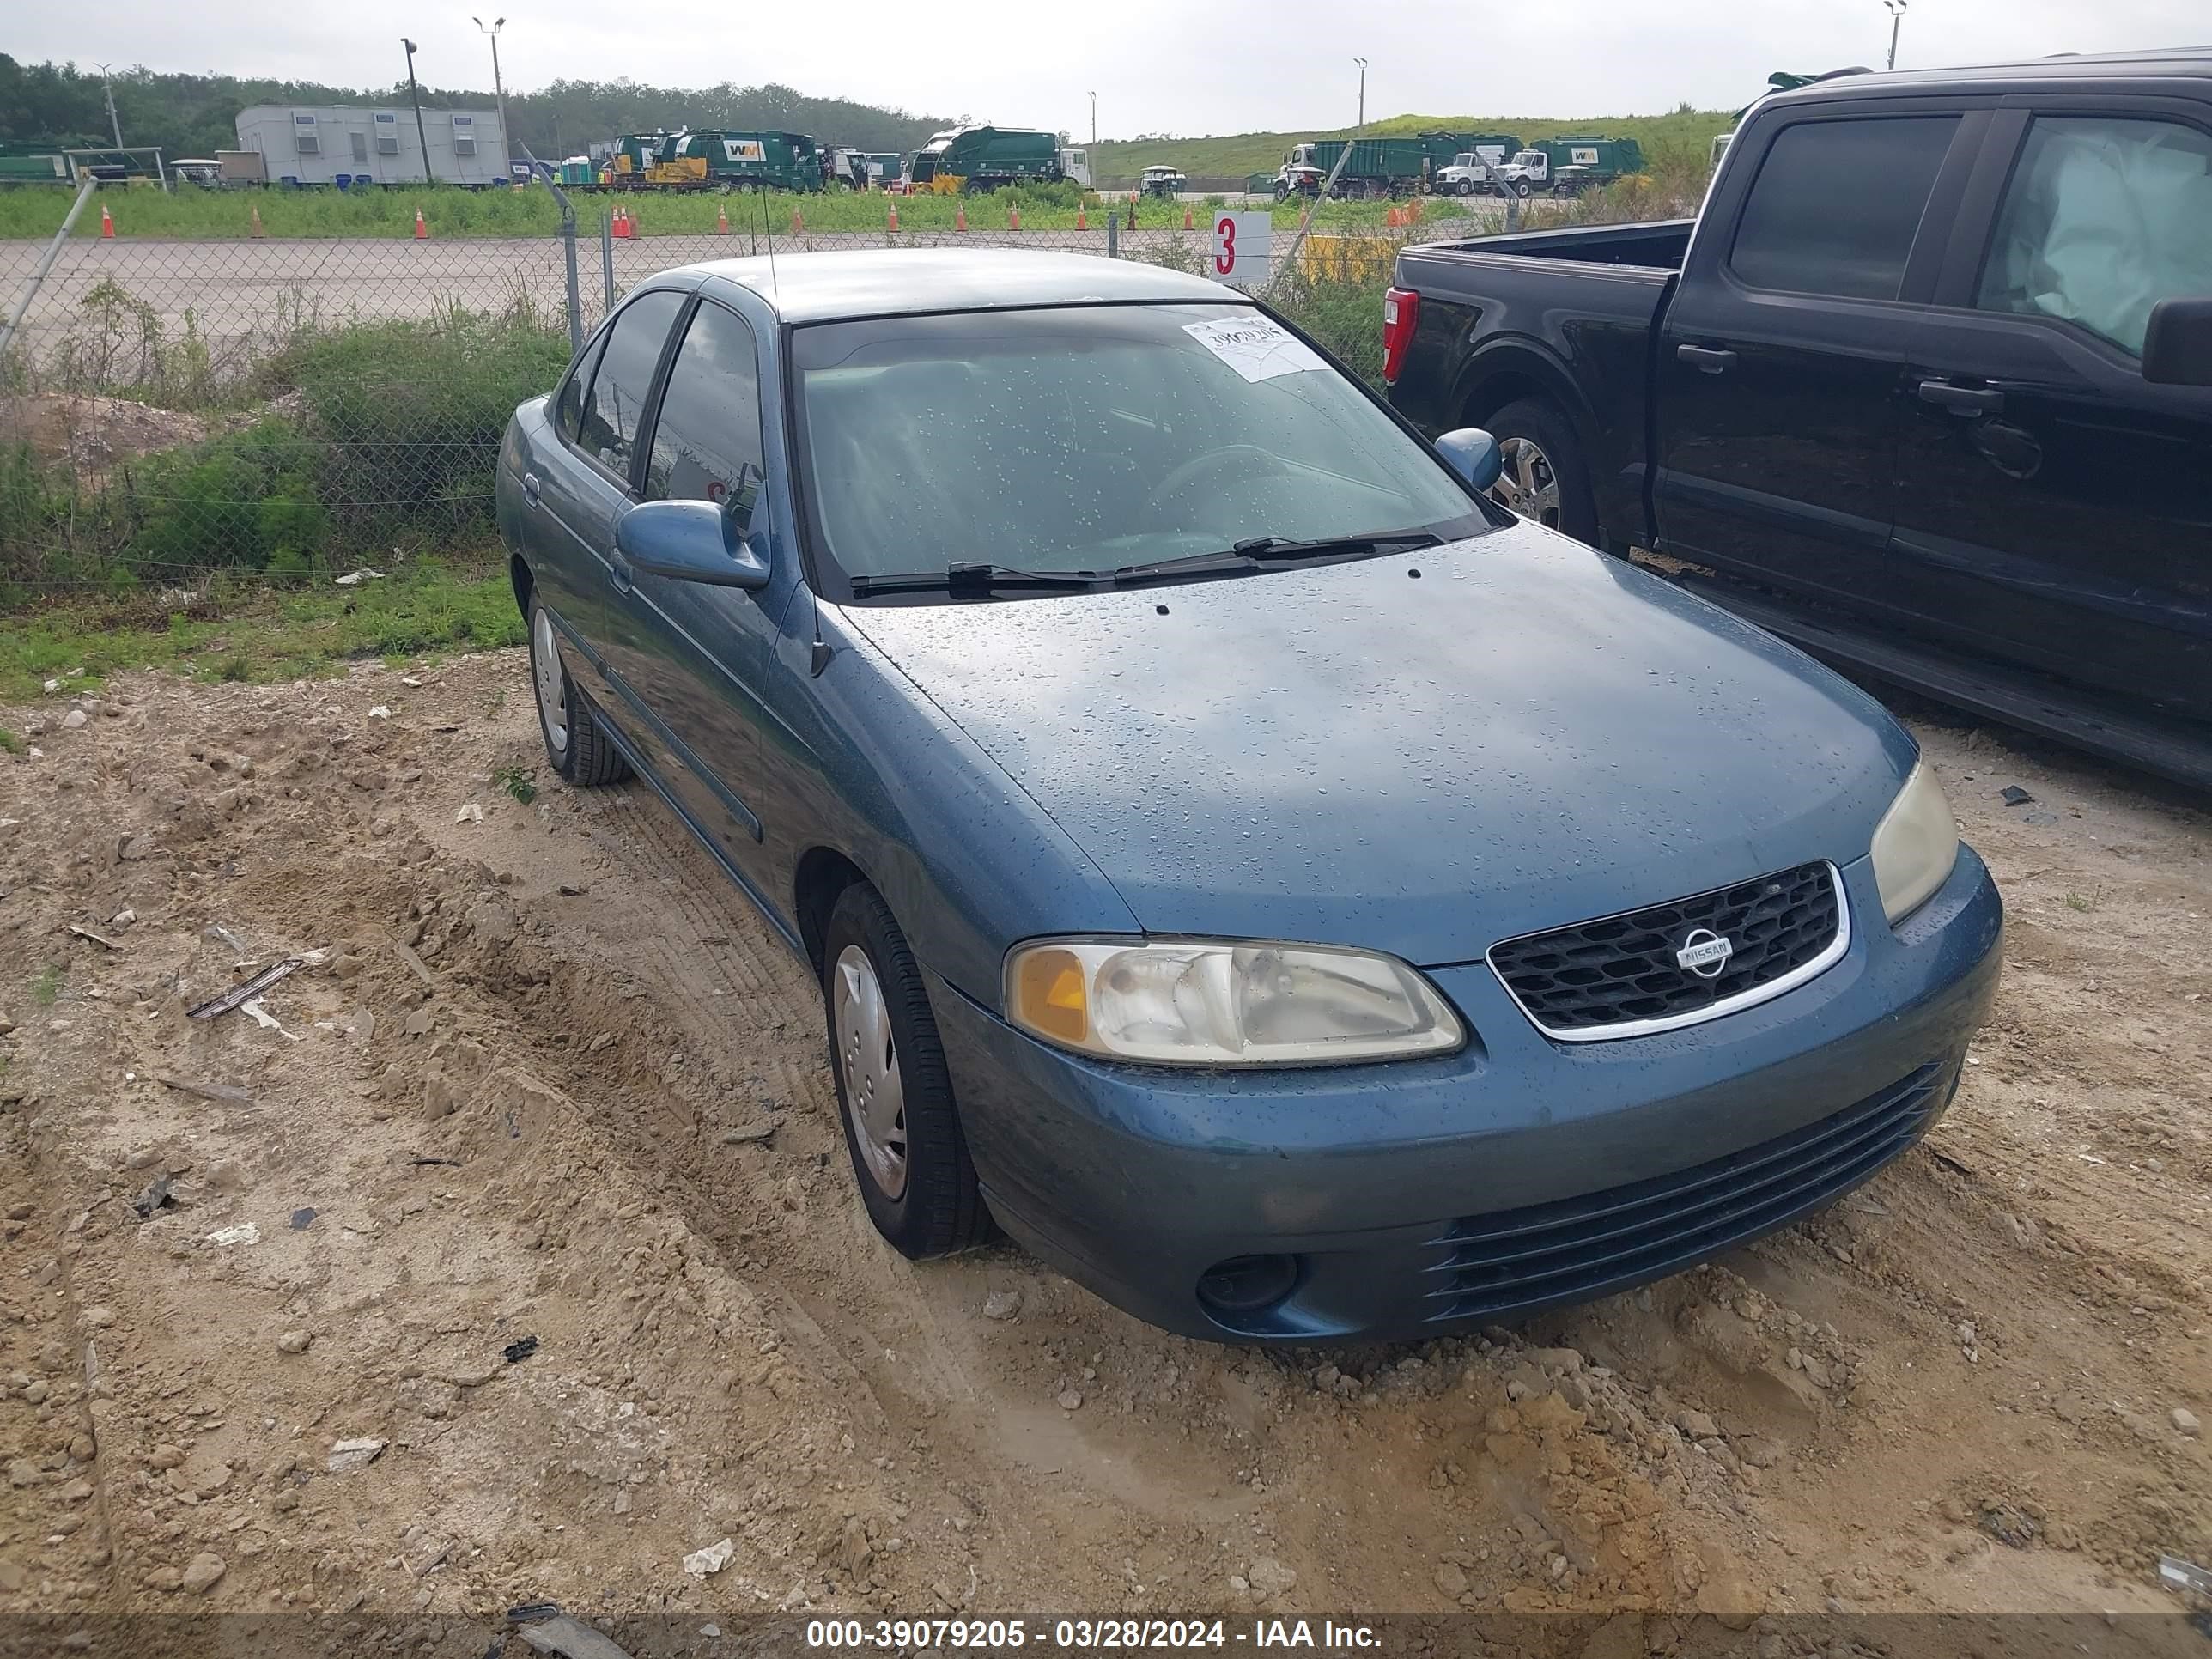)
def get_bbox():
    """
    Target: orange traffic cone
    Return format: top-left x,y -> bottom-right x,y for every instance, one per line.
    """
952,203 -> 964,232
1182,204 -> 1194,230
1077,203 -> 1087,229
1008,203 -> 1020,230
100,203 -> 115,239
414,206 -> 428,239
888,201 -> 900,232
628,208 -> 641,240
249,204 -> 265,239
716,204 -> 730,234
791,208 -> 804,235
611,207 -> 628,240
1385,205 -> 1401,228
